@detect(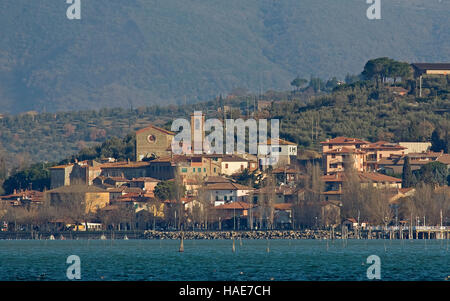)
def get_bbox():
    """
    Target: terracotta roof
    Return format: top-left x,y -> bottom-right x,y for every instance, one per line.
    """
135,124 -> 175,135
274,203 -> 293,210
205,176 -> 232,184
322,172 -> 402,183
221,155 -> 249,162
320,137 -> 369,145
272,166 -> 299,174
214,201 -> 253,210
100,161 -> 150,169
437,154 -> 450,165
206,182 -> 254,191
358,172 -> 402,183
362,141 -> 406,150
258,138 -> 297,146
130,177 -> 160,182
324,147 -> 366,154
